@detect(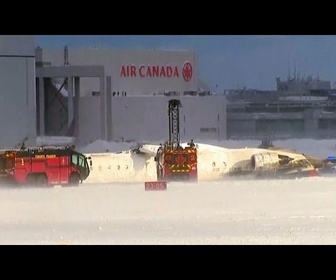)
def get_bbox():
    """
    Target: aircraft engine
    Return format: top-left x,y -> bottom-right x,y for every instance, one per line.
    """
251,152 -> 280,171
